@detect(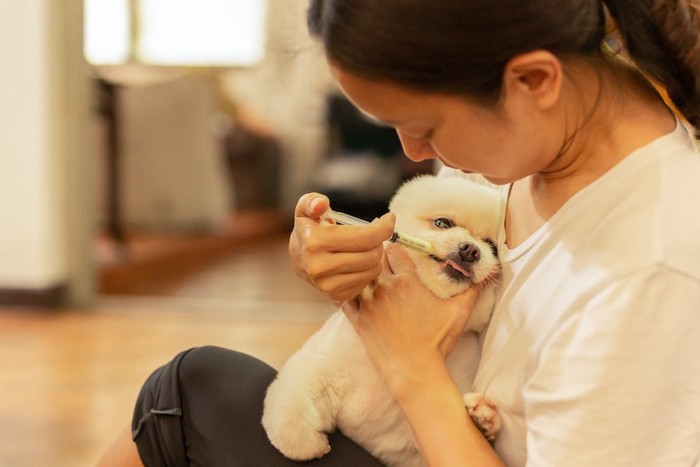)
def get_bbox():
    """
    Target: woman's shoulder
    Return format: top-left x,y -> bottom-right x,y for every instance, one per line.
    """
654,129 -> 700,279
586,122 -> 700,277
530,122 -> 700,282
